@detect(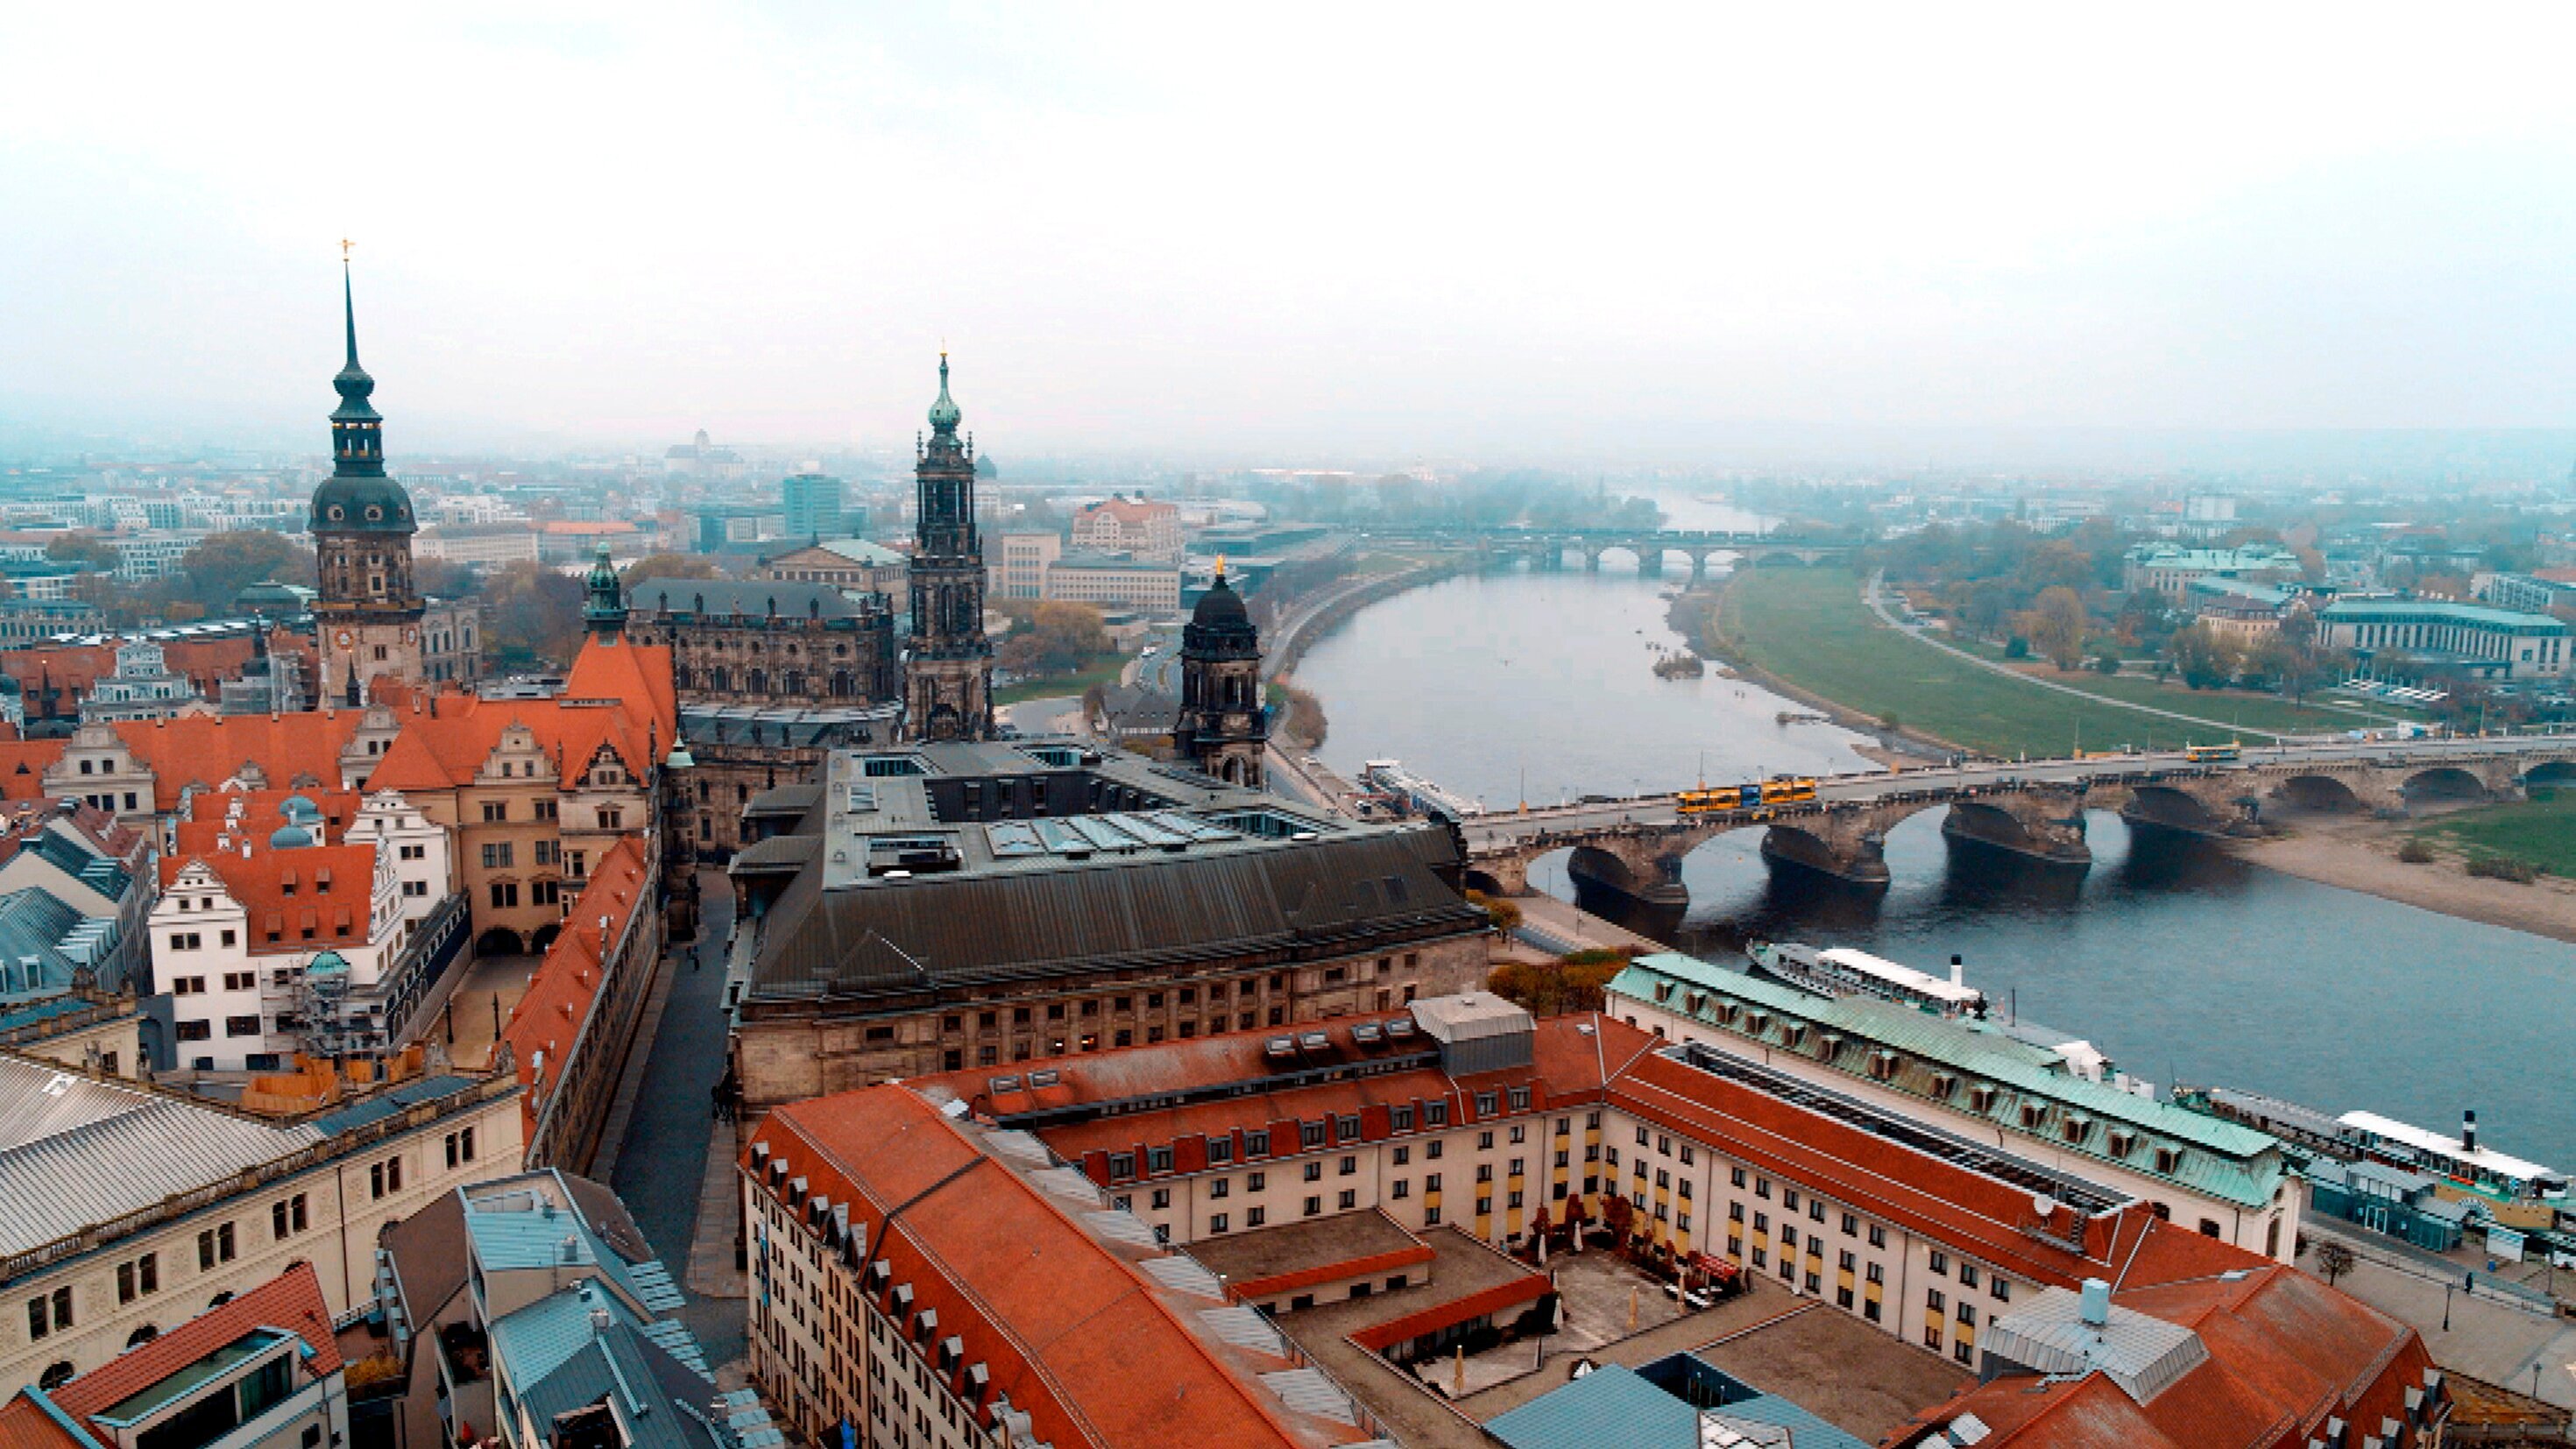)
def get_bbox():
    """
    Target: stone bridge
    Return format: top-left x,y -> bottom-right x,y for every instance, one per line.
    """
1457,743 -> 2576,902
1364,527 -> 1858,580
